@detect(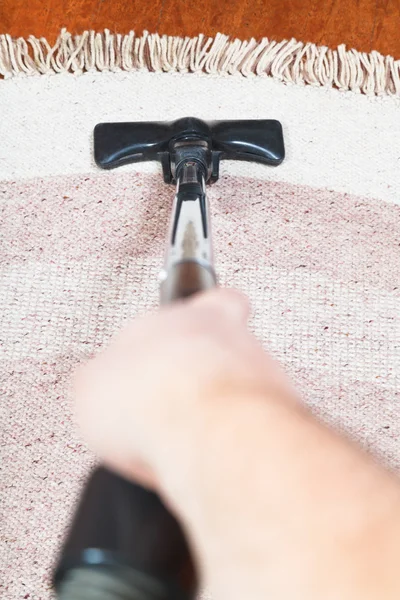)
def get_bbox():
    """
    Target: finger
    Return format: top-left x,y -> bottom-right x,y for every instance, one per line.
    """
189,287 -> 250,325
103,458 -> 159,491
